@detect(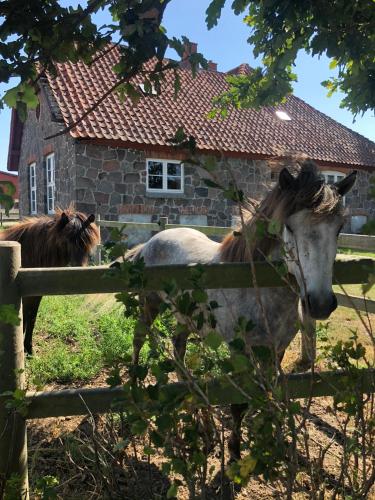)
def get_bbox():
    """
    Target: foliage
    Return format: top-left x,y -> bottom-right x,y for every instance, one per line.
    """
0,0 -> 373,123
207,0 -> 375,116
360,219 -> 375,236
0,181 -> 15,215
